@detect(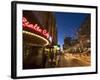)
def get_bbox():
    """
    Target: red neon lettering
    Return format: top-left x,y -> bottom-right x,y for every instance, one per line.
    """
27,24 -> 34,29
43,30 -> 49,38
22,17 -> 27,23
22,17 -> 50,38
